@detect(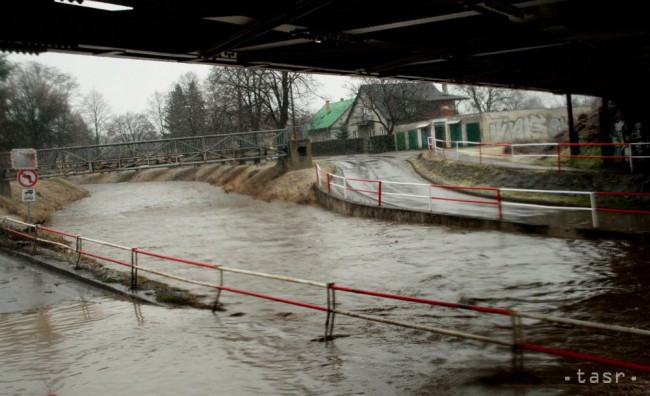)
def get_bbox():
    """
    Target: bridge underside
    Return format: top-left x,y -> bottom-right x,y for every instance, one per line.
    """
2,0 -> 650,103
